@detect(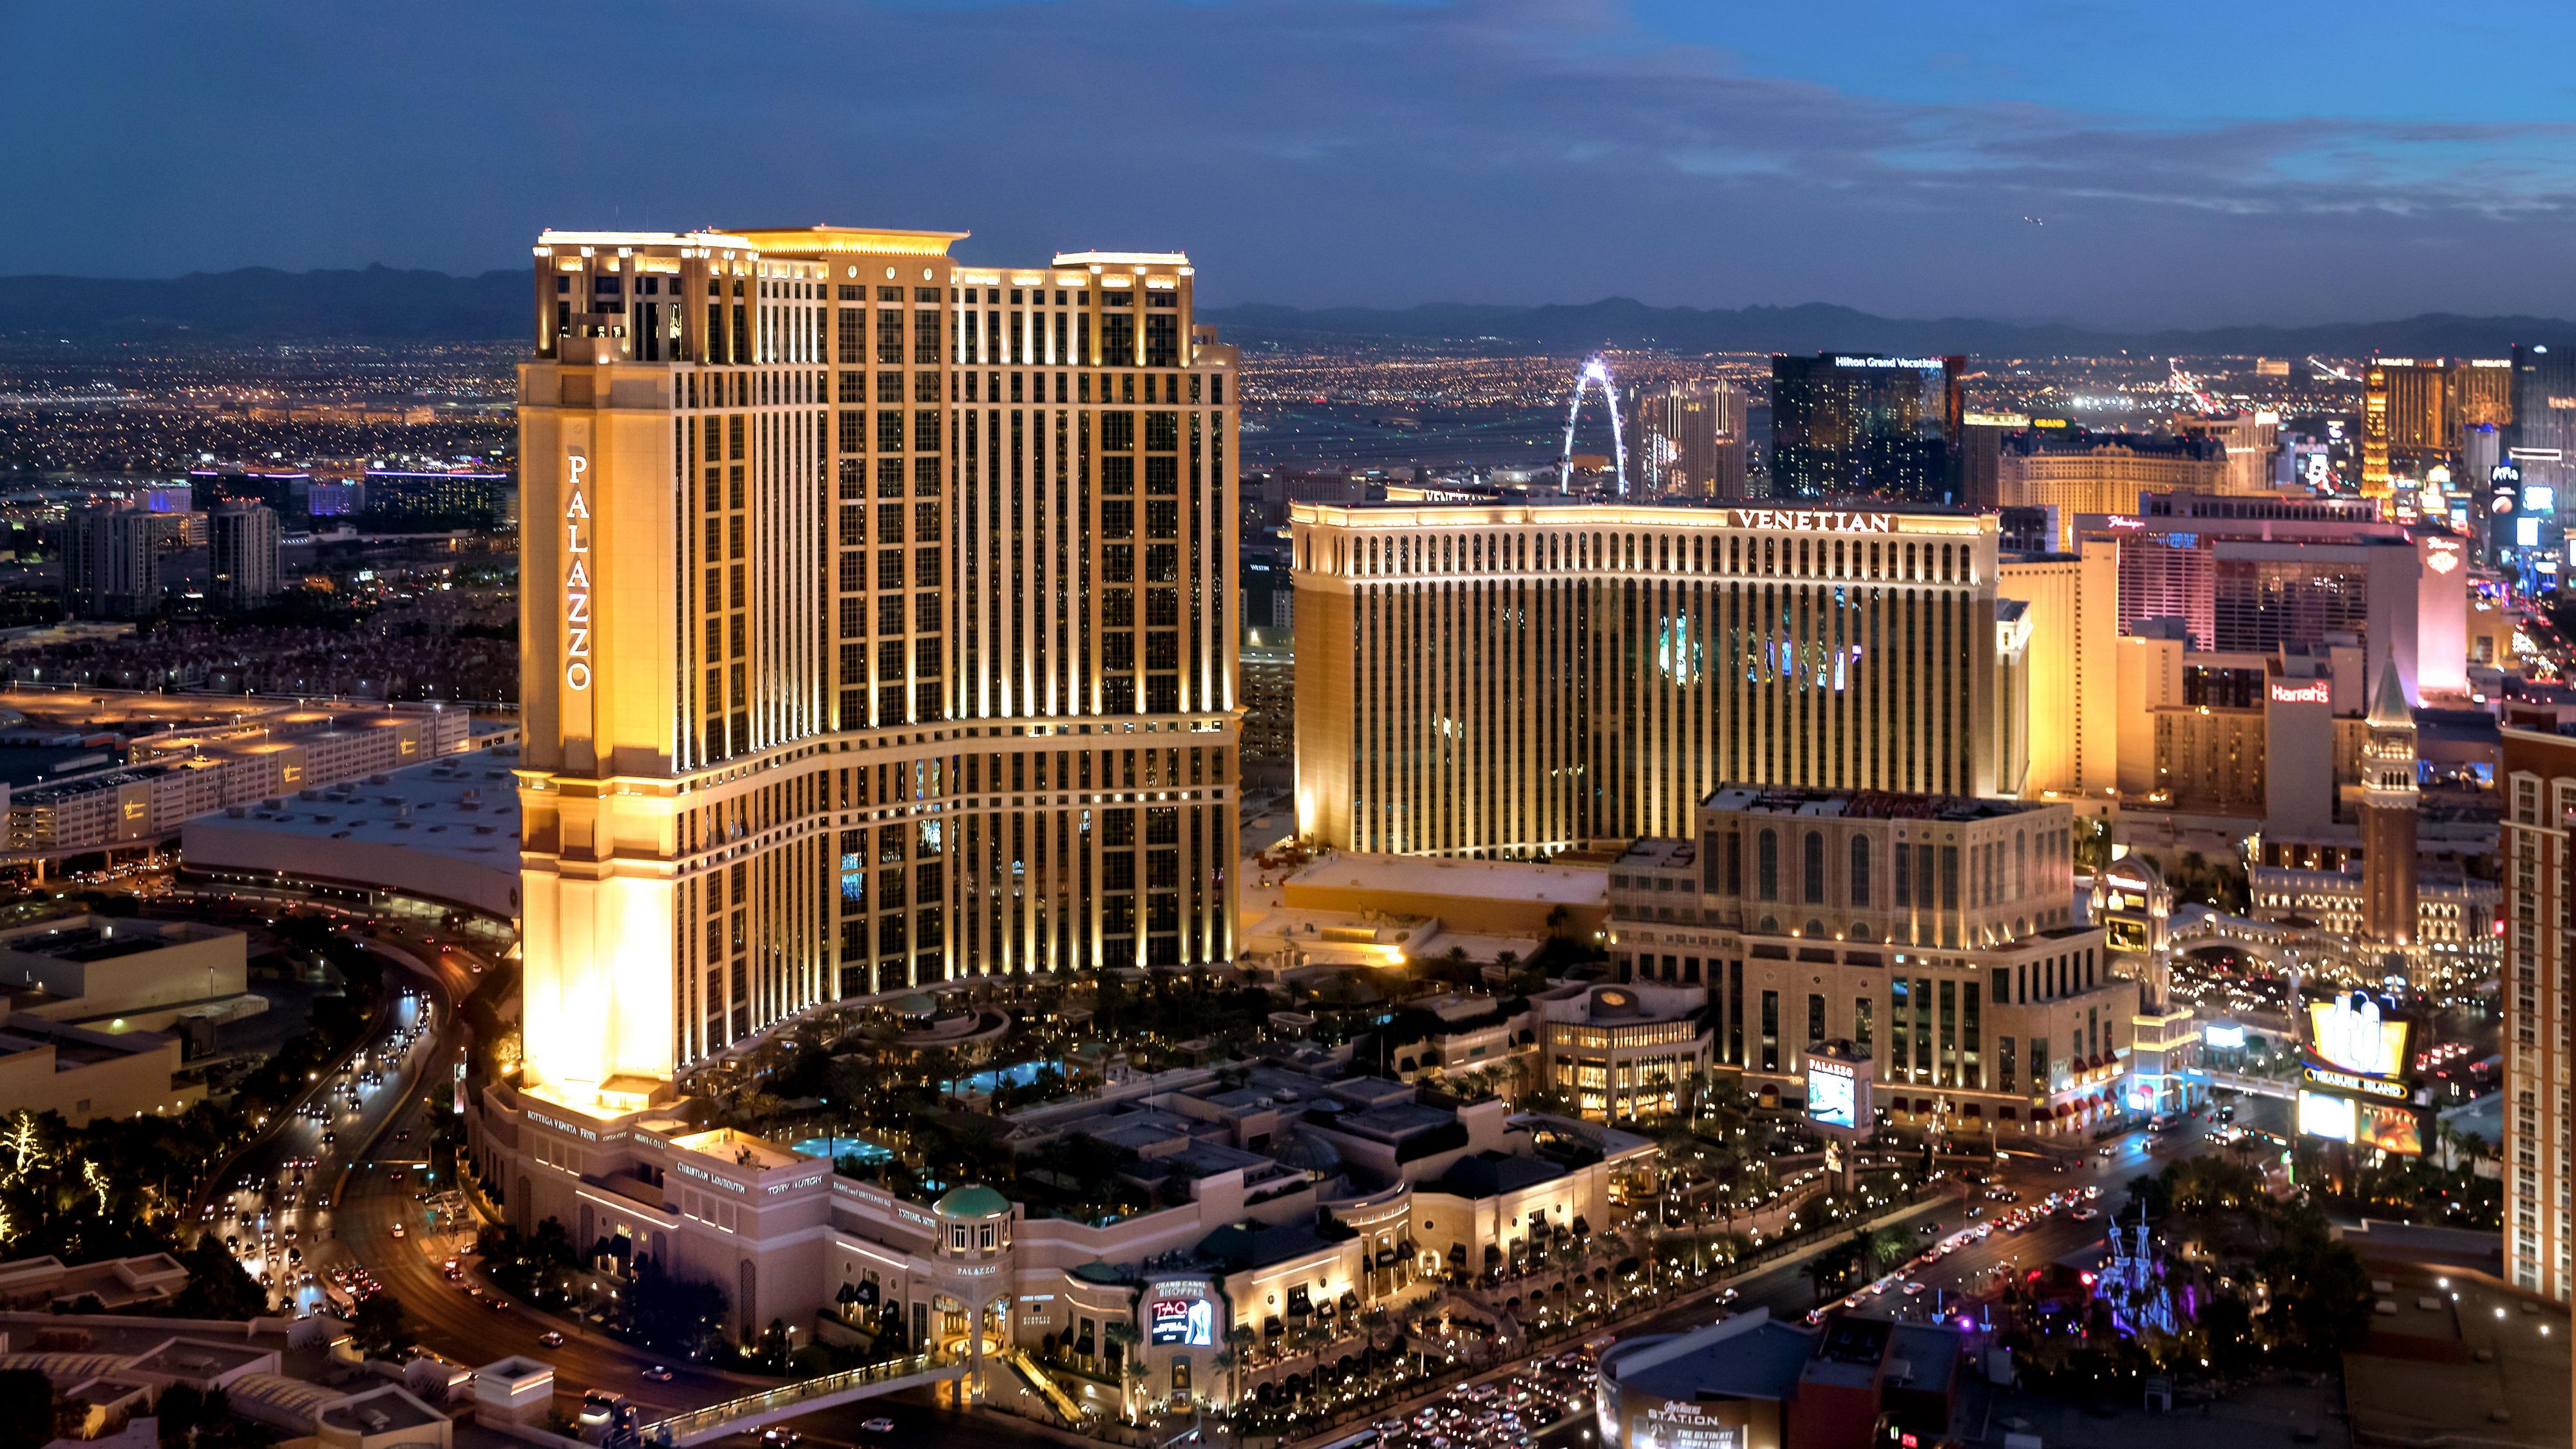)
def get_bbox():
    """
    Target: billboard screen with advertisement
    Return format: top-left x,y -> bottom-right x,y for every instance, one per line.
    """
1148,1297 -> 1215,1347
1806,1059 -> 1857,1130
2358,1102 -> 2423,1156
2300,1090 -> 2357,1142
2306,992 -> 2409,1079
